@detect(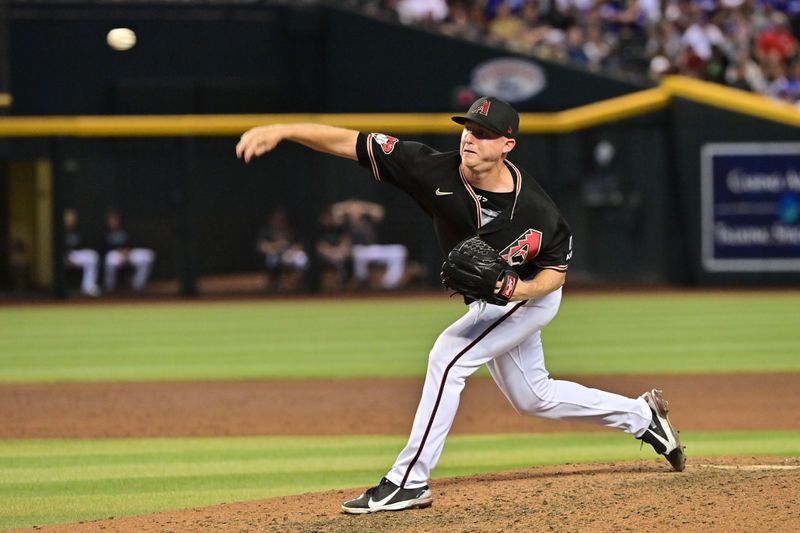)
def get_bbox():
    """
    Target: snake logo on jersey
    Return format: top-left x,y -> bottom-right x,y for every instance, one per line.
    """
372,133 -> 399,155
500,228 -> 543,266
